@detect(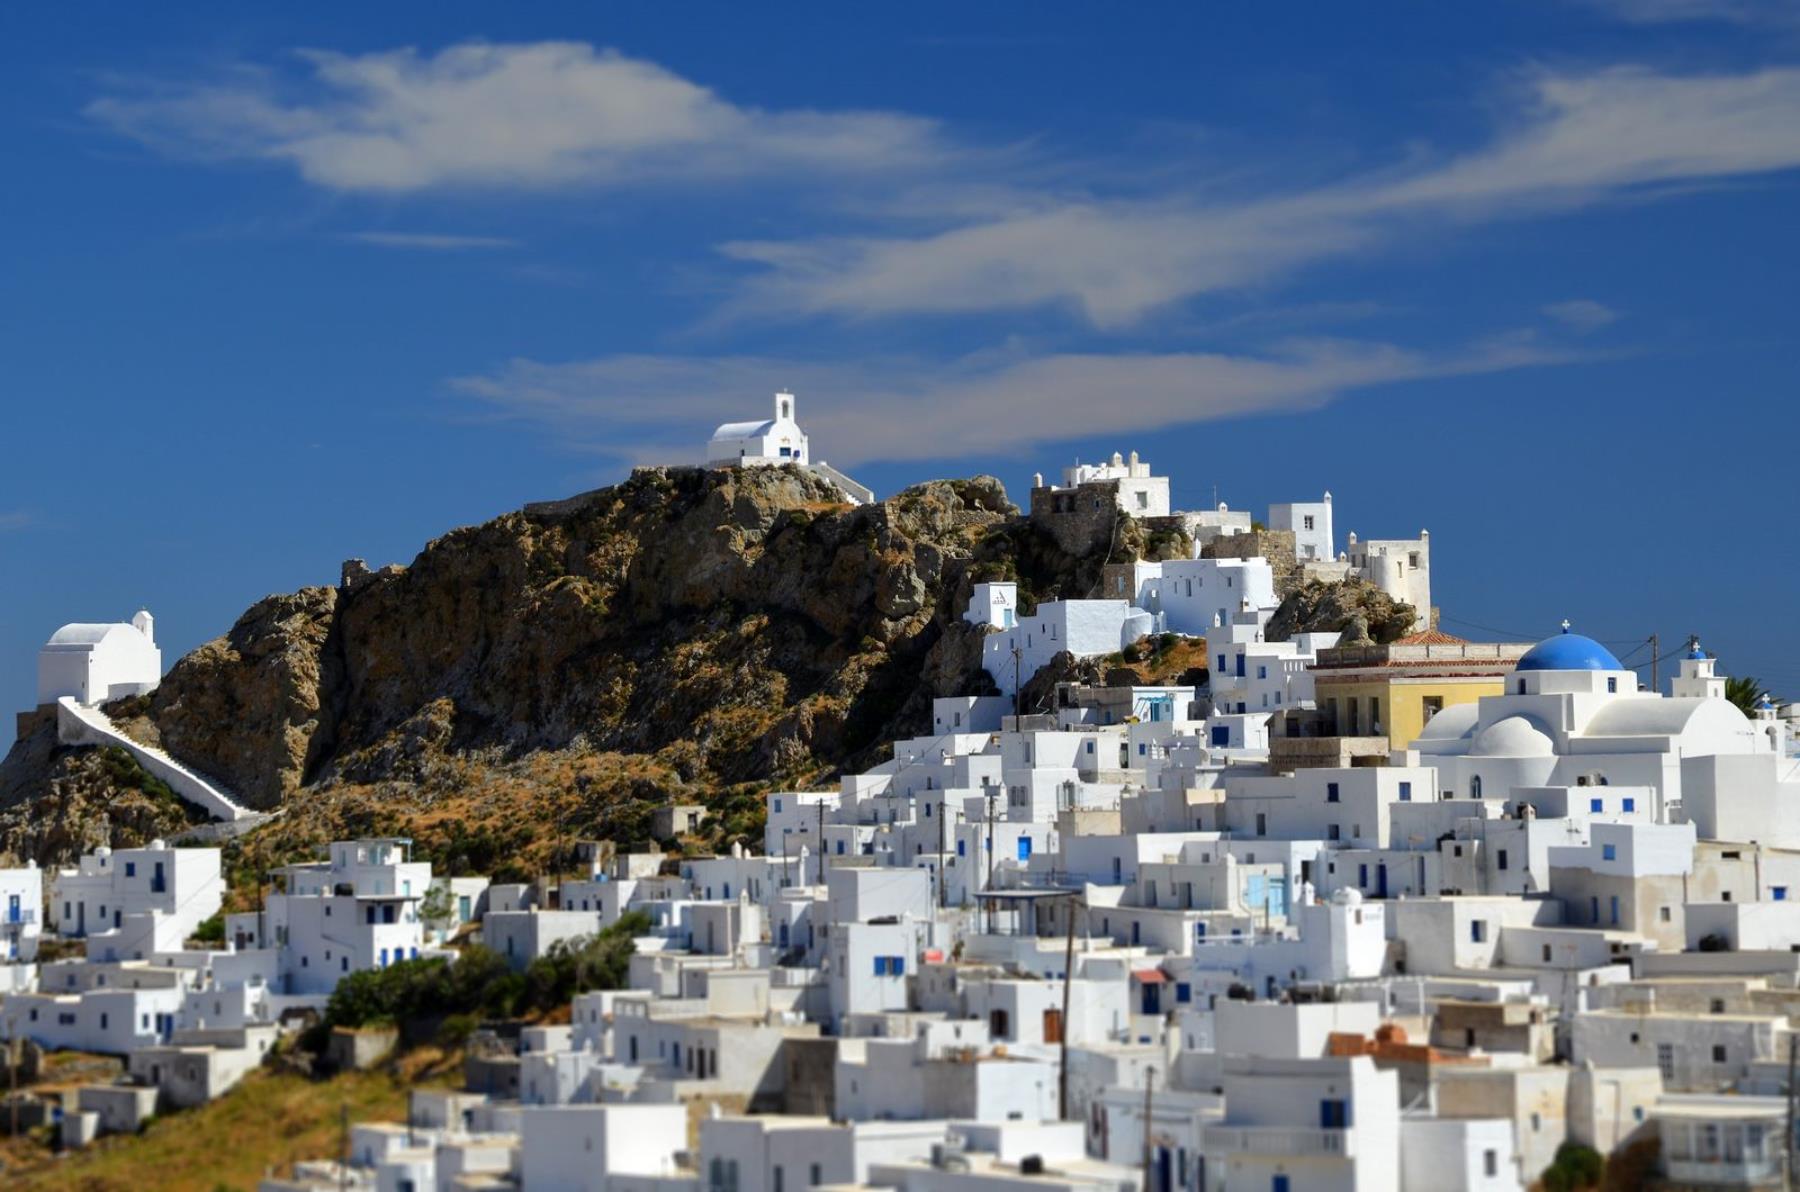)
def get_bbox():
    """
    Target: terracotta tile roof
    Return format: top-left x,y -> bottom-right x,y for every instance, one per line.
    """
1393,629 -> 1469,646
